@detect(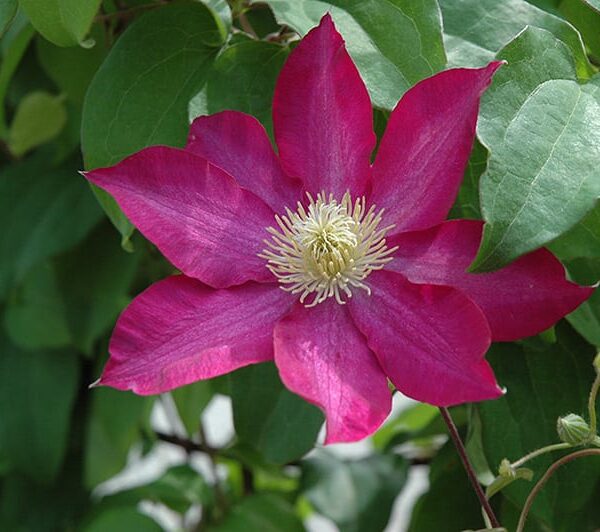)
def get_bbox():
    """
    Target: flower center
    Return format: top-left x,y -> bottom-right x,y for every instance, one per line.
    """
259,192 -> 397,307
